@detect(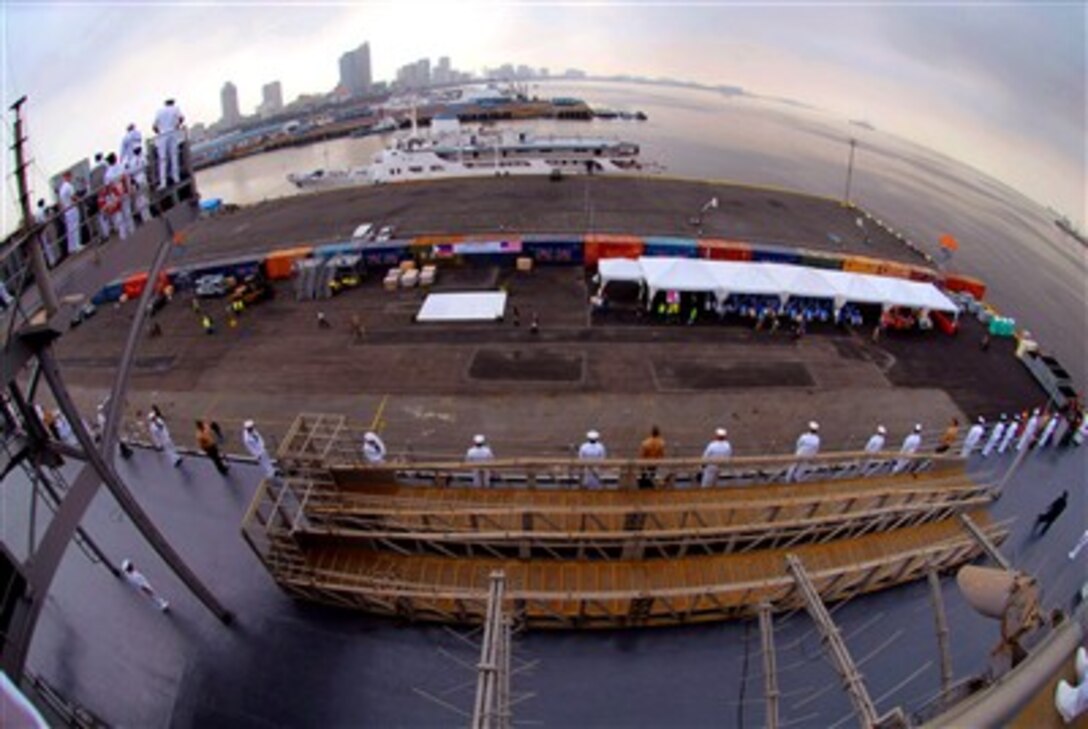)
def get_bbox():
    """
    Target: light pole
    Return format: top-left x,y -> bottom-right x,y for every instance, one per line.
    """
843,138 -> 857,206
